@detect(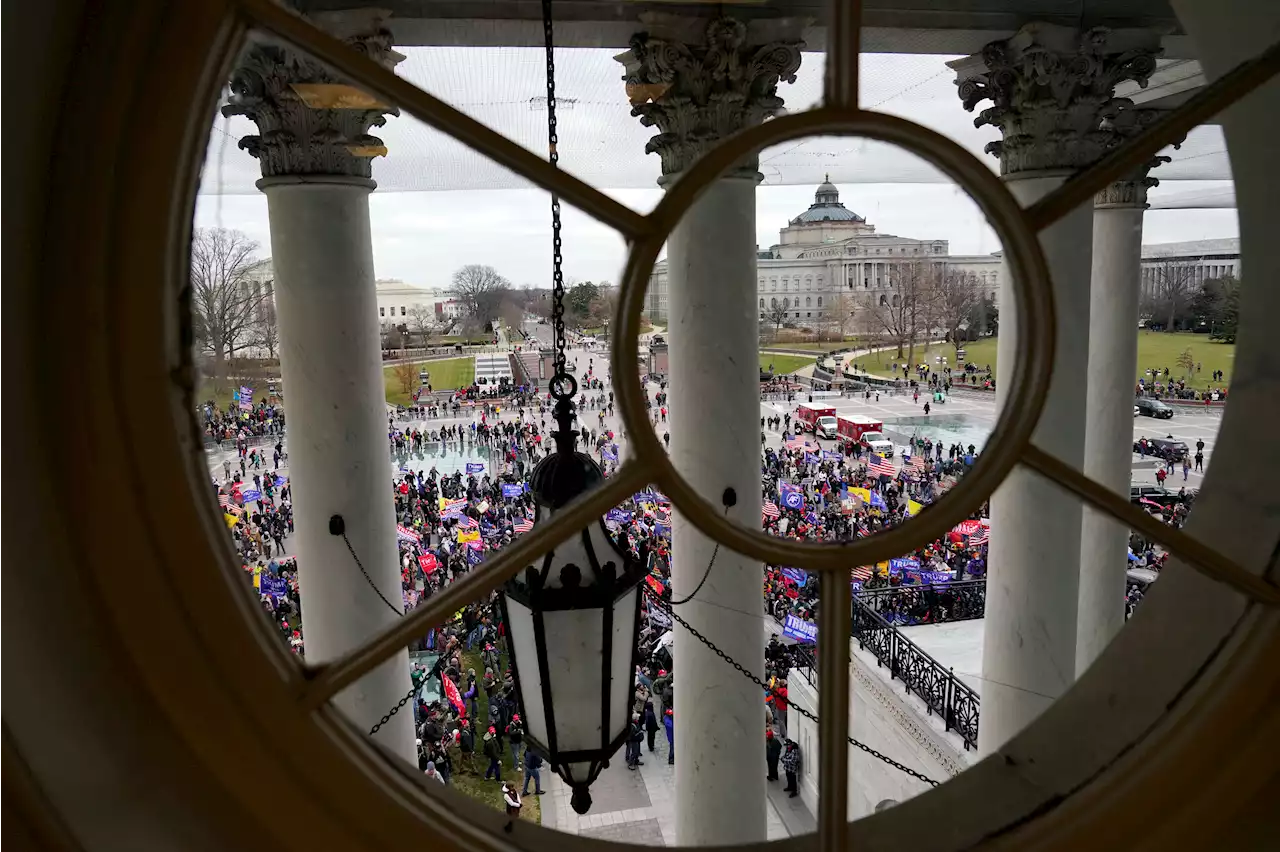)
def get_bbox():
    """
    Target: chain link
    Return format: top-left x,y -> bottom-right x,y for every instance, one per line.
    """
542,0 -> 567,381
644,588 -> 939,787
341,532 -> 403,617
